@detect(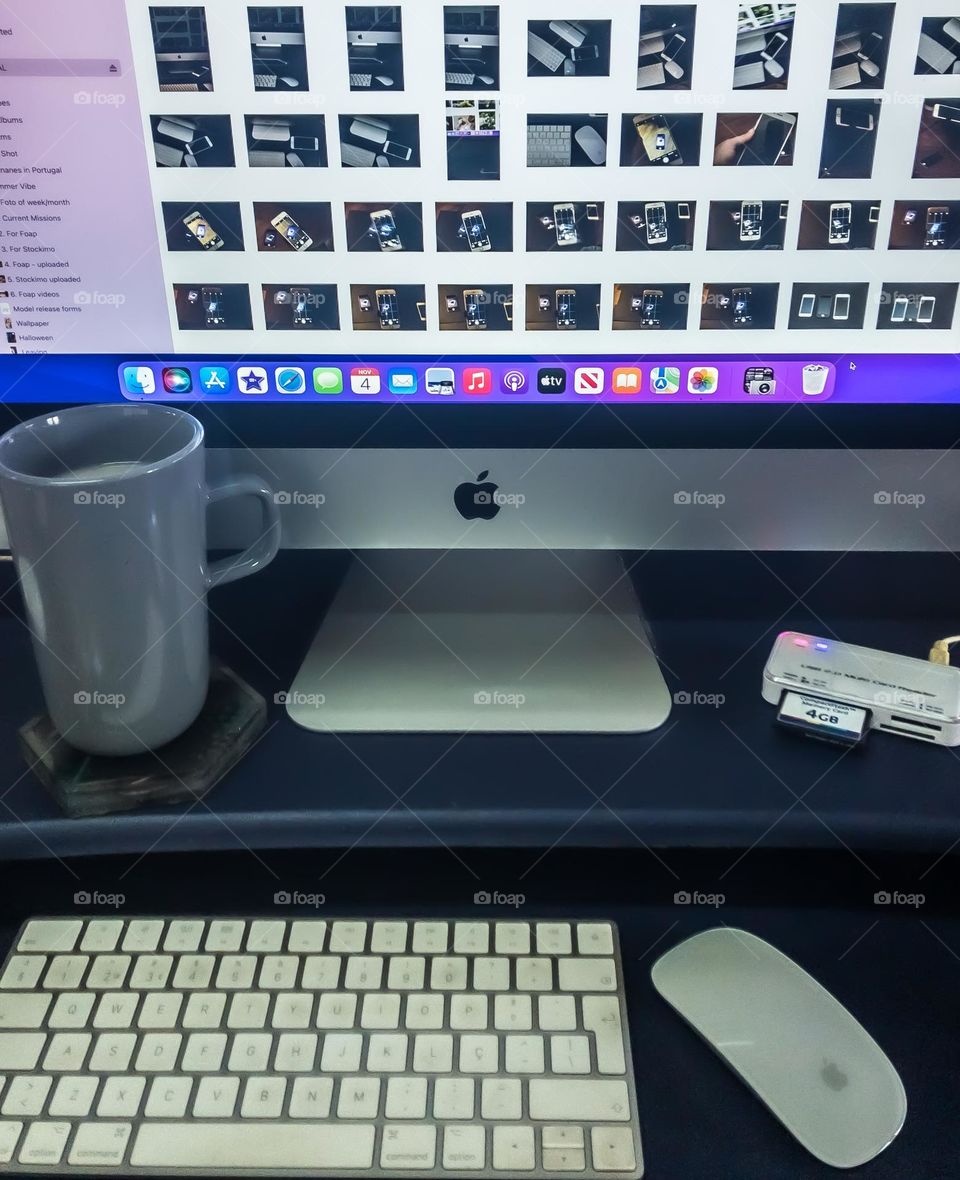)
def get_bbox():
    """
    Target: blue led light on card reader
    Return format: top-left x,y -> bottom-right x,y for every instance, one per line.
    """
815,642 -> 830,651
